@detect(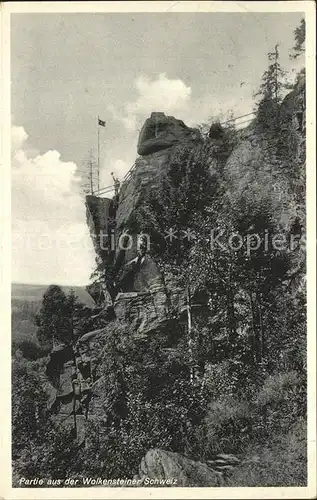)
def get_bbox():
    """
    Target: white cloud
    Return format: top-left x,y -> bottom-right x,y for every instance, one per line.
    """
109,73 -> 192,131
109,72 -> 256,133
11,125 -> 95,286
11,125 -> 28,152
106,73 -> 257,188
